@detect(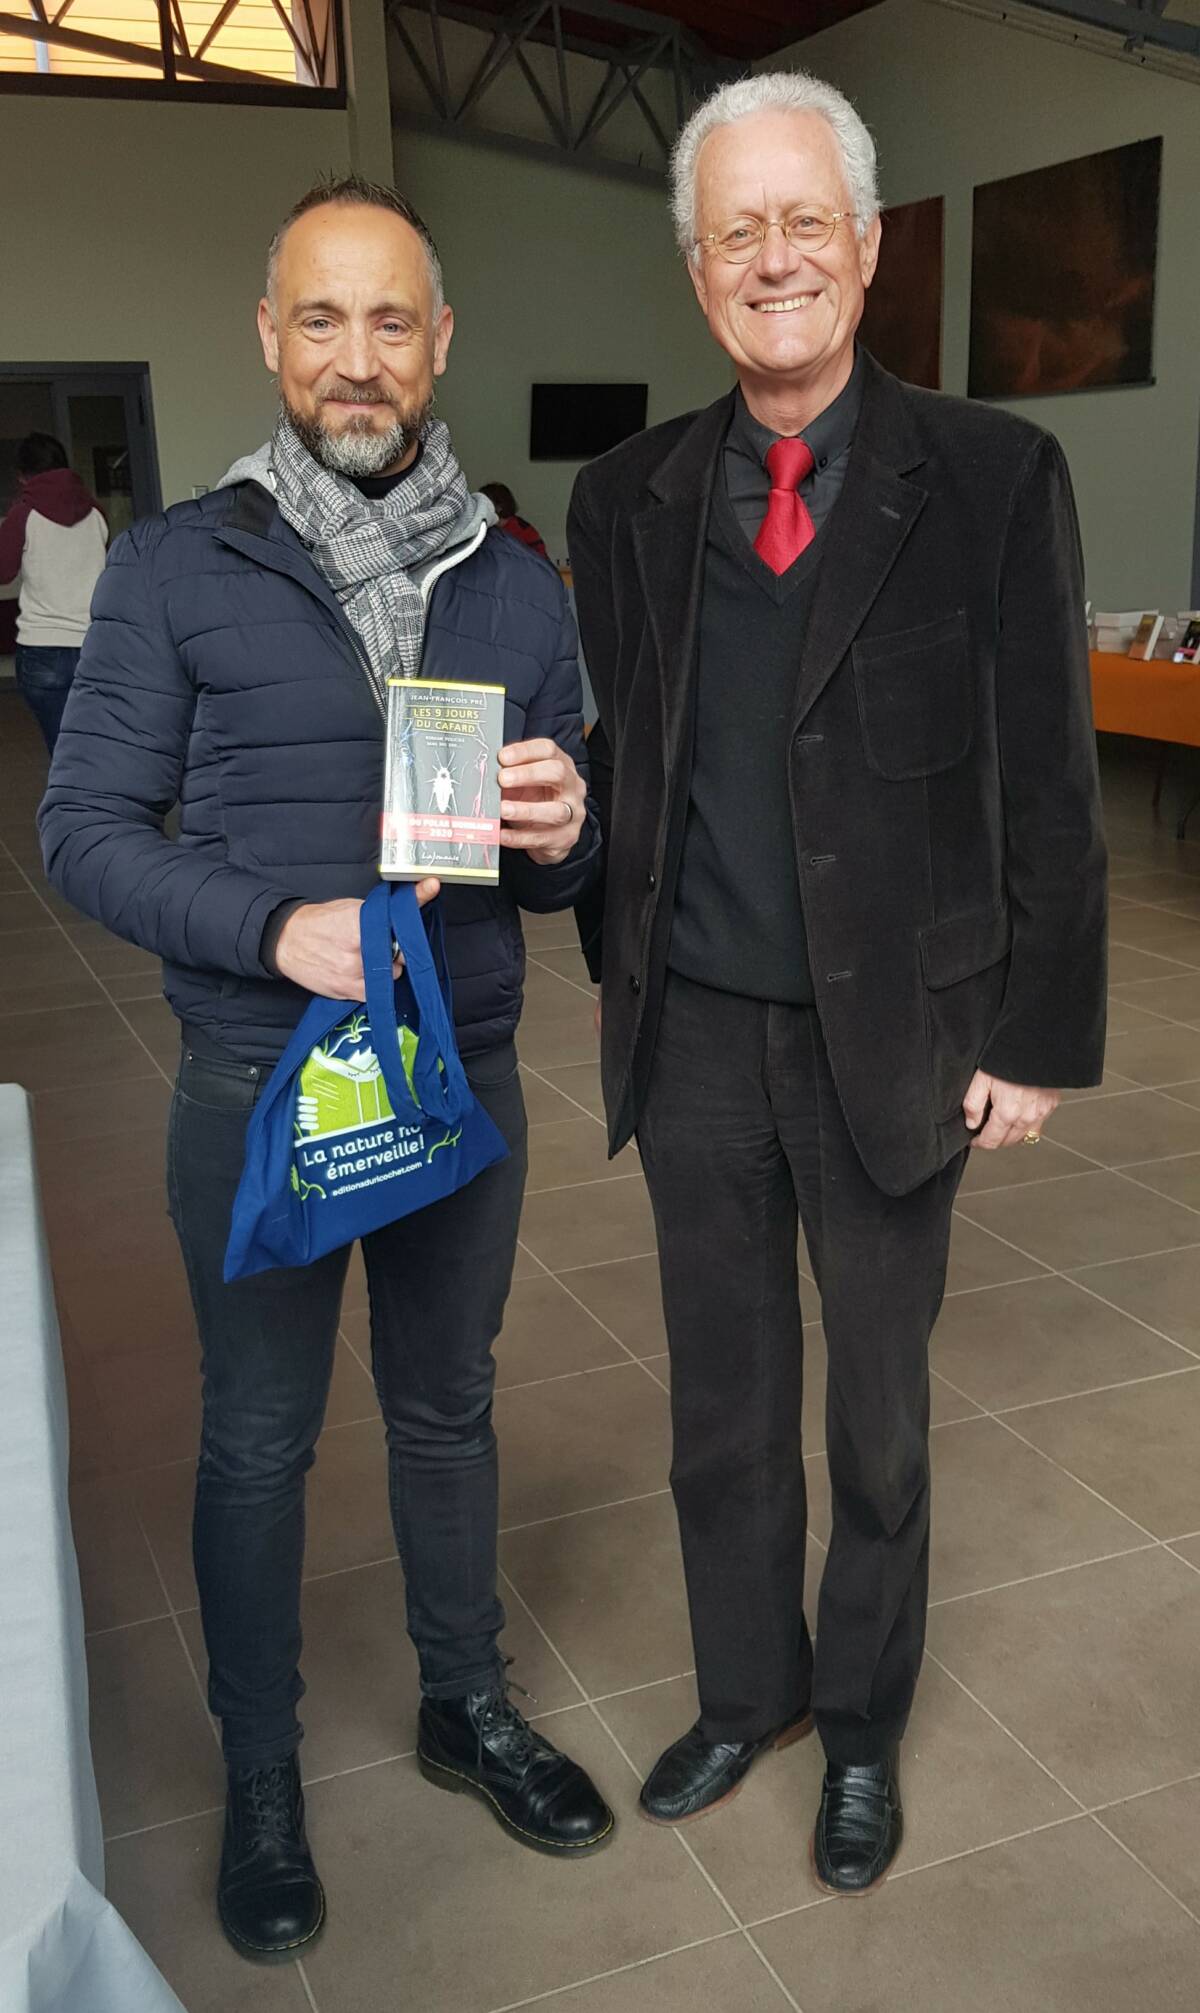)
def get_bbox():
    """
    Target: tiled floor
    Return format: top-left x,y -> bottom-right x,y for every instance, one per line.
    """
4,686 -> 1200,2009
